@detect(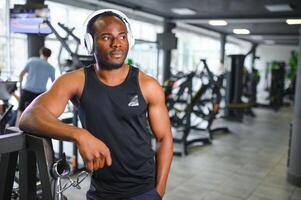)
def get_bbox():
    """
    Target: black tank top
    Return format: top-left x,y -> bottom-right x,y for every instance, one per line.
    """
79,65 -> 155,199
